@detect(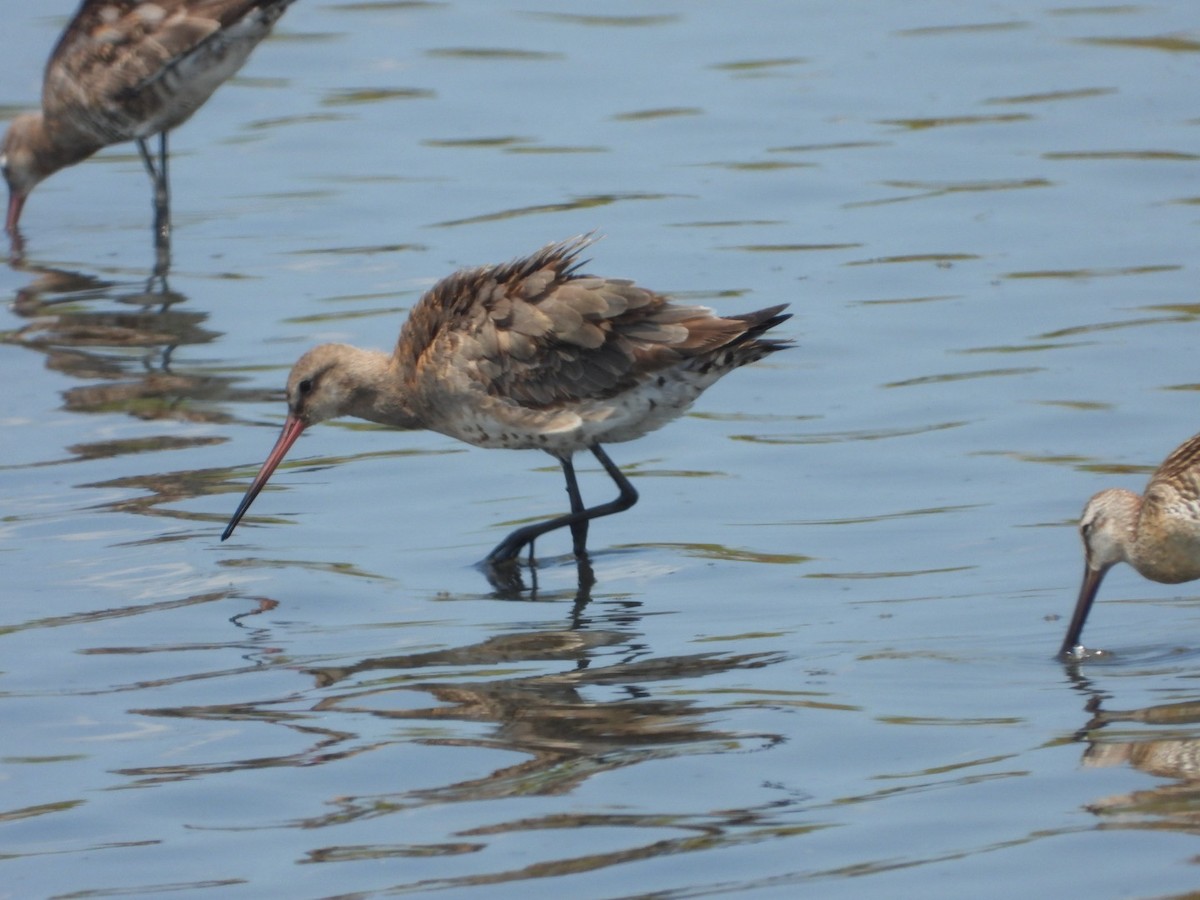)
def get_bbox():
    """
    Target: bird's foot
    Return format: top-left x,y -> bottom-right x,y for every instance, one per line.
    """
479,553 -> 528,596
